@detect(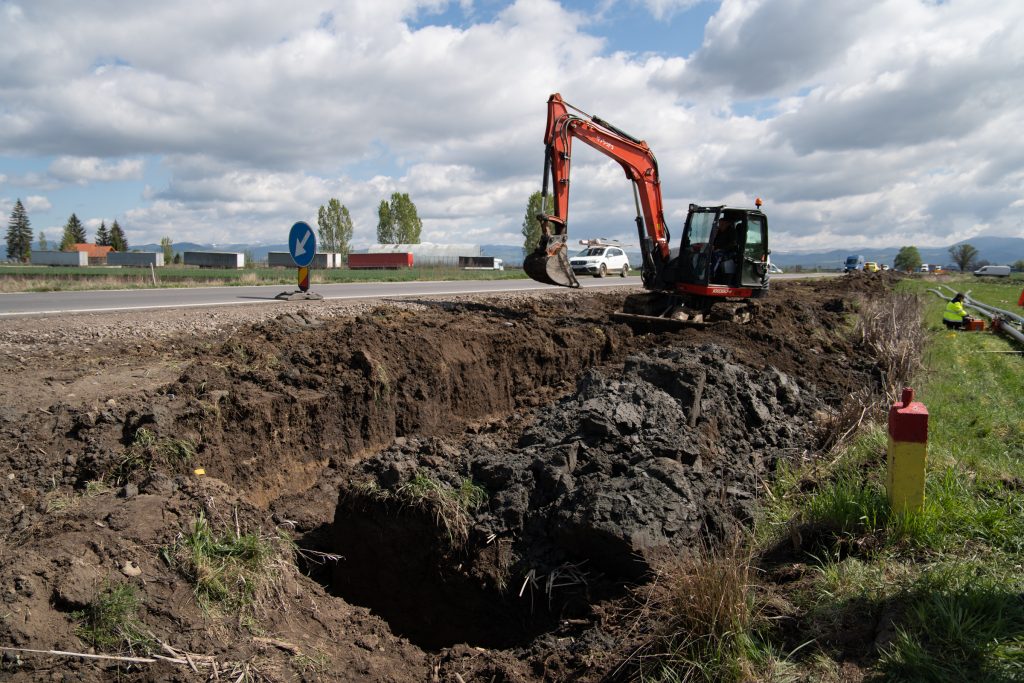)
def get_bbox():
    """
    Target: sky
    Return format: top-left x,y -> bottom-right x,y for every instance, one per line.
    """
1,0 -> 1022,253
